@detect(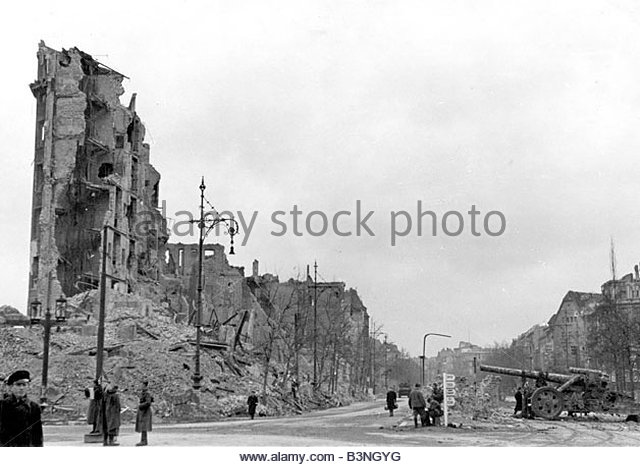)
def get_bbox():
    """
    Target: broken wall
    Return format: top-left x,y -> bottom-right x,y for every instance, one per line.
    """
28,42 -> 168,311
